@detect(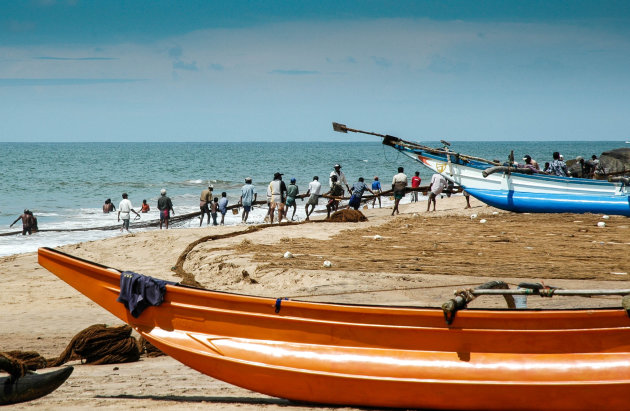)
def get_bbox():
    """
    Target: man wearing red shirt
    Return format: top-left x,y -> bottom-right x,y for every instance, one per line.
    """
410,171 -> 421,202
